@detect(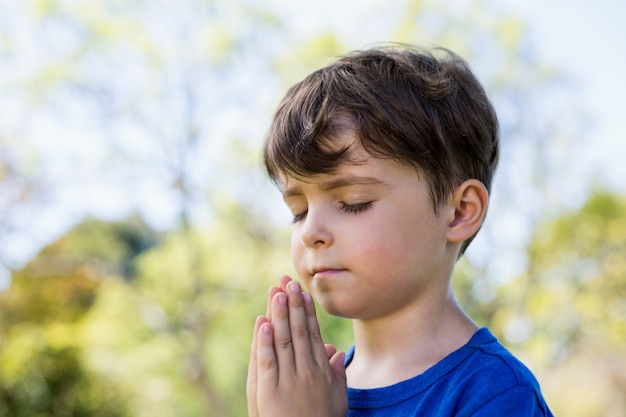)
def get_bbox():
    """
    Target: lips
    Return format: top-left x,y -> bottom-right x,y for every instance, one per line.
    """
311,267 -> 345,278
312,266 -> 335,274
